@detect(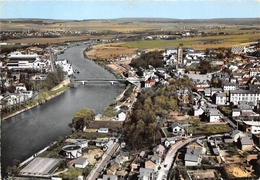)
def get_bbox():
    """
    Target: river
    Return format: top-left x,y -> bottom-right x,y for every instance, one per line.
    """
1,43 -> 125,177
